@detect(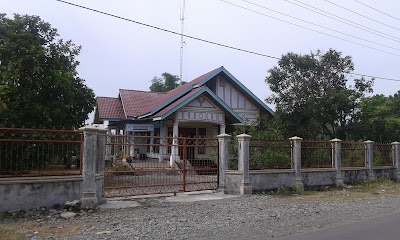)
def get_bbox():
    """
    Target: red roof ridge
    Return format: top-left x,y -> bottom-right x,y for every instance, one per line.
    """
119,89 -> 167,94
96,96 -> 119,99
